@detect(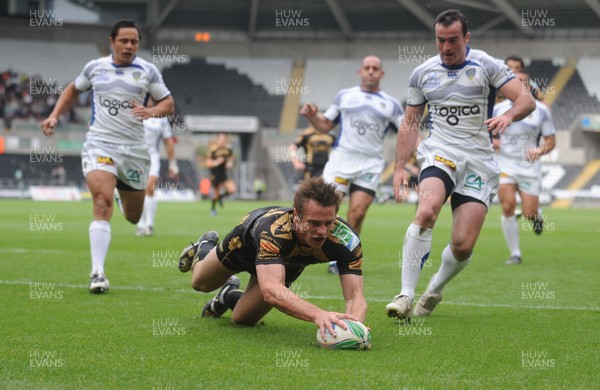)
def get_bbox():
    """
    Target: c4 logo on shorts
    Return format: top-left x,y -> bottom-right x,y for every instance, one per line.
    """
434,155 -> 456,171
97,156 -> 114,165
464,174 -> 485,192
335,177 -> 349,185
126,169 -> 142,183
